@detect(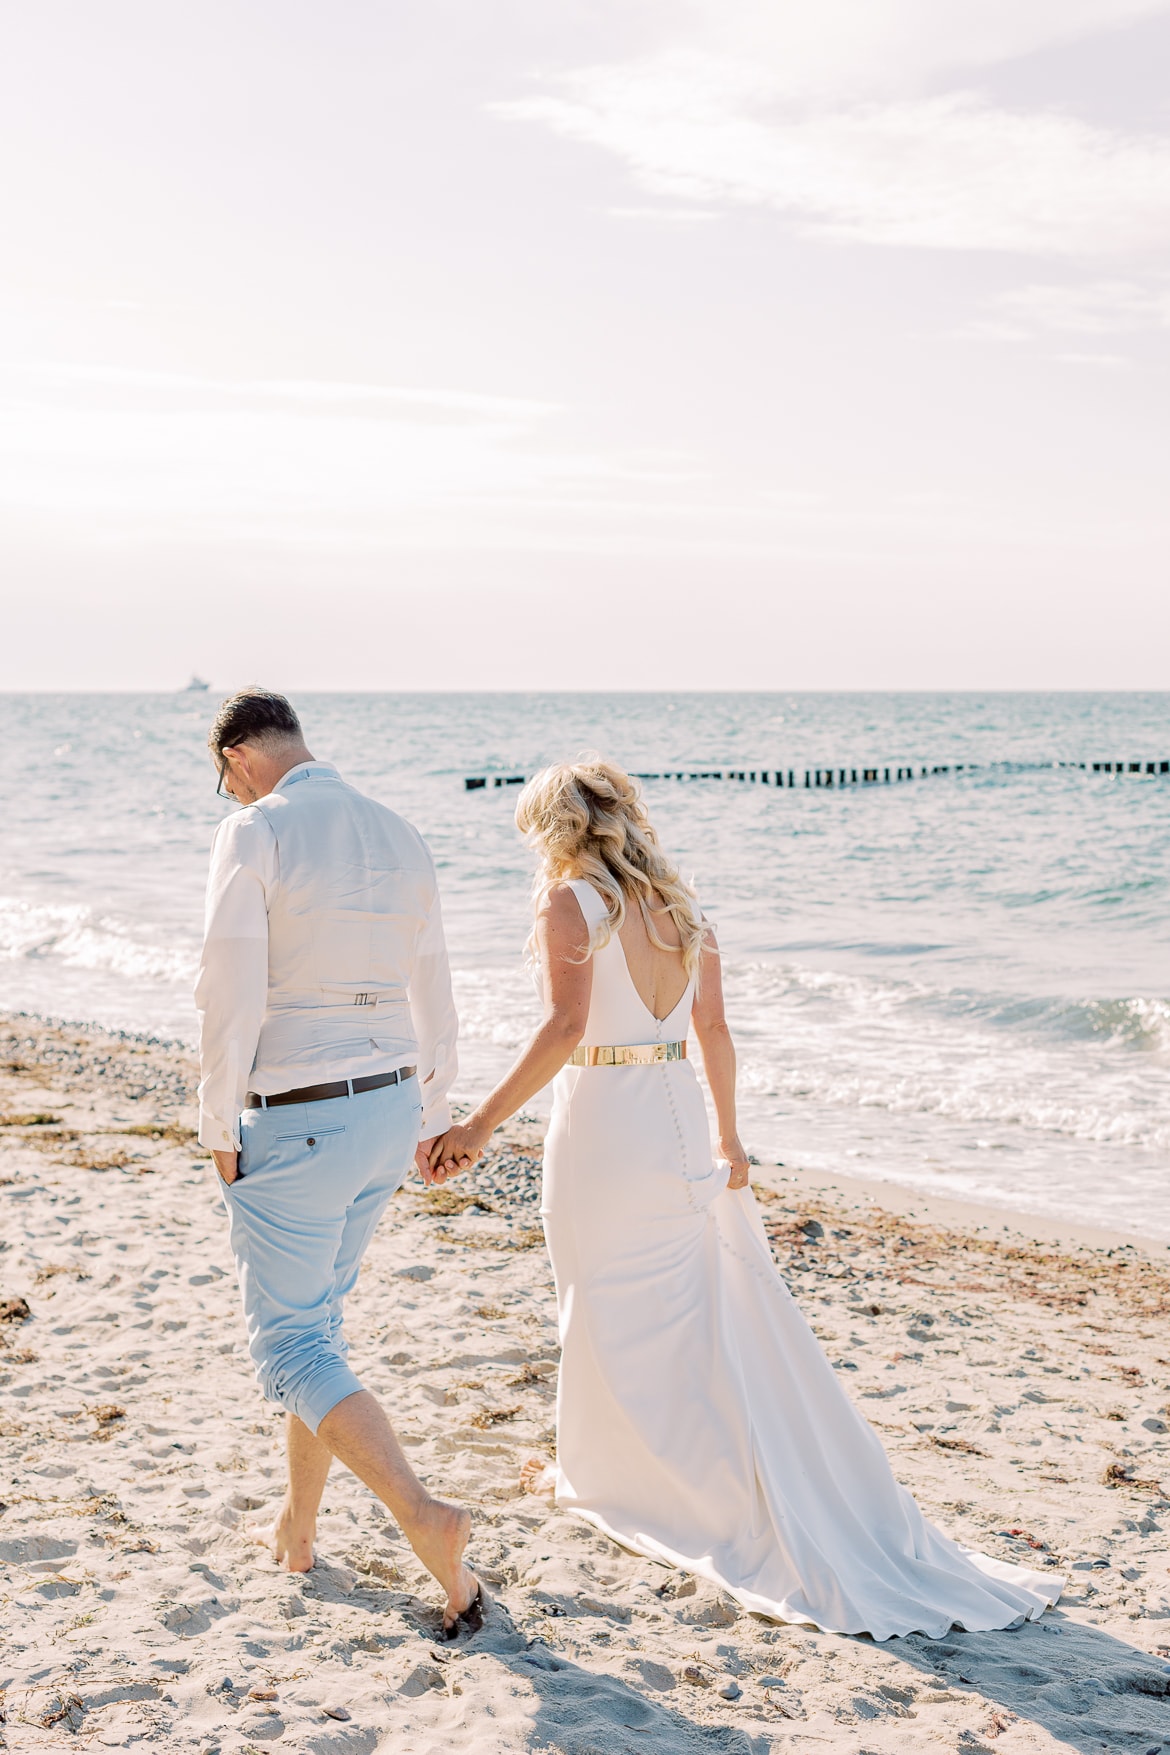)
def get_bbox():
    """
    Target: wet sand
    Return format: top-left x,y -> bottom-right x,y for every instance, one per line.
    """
2,1015 -> 1169,1754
